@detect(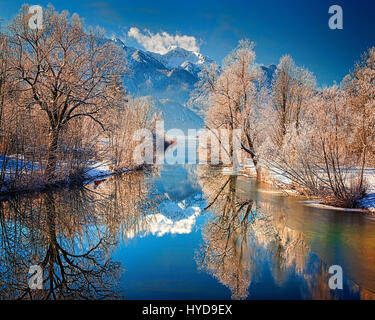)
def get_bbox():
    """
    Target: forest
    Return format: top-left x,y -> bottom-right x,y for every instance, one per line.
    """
1,6 -> 374,209
193,40 -> 375,208
0,6 -> 155,194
